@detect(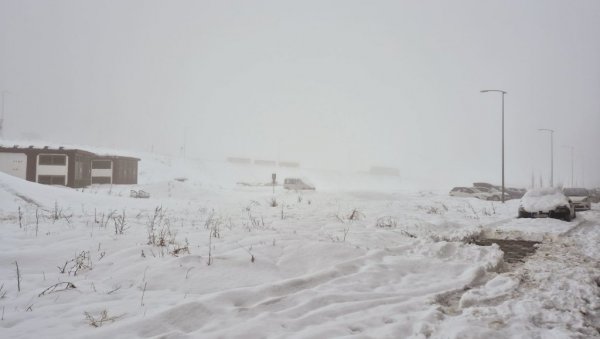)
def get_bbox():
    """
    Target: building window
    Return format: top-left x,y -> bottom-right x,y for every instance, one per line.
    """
92,160 -> 112,169
39,154 -> 66,166
92,176 -> 111,184
38,175 -> 66,185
